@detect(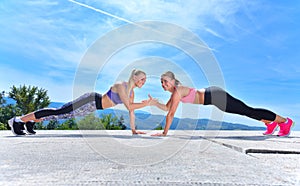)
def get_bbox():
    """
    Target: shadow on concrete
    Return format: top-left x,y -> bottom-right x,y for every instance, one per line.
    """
173,135 -> 300,141
174,135 -> 272,141
3,133 -> 161,140
3,132 -> 300,142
